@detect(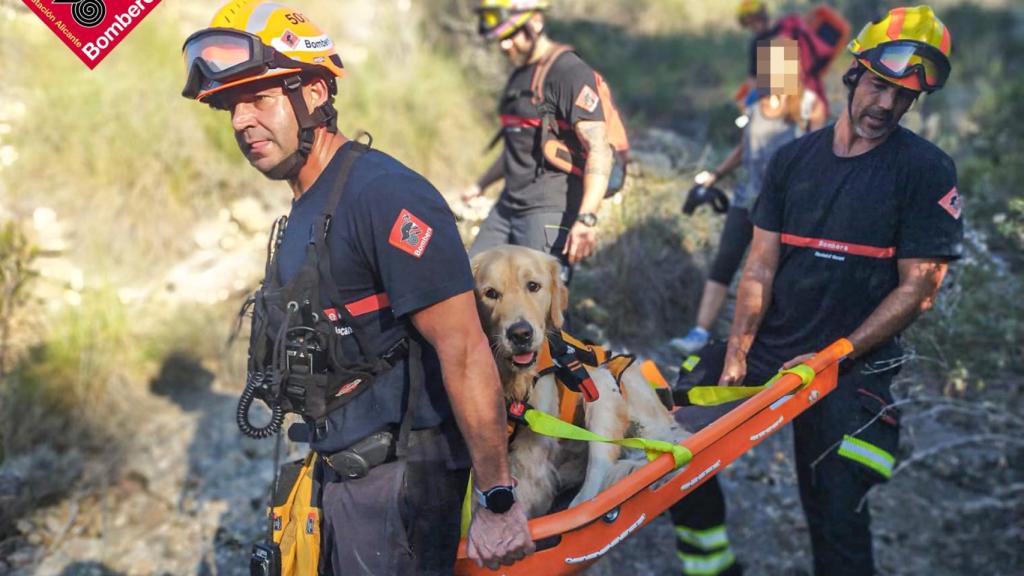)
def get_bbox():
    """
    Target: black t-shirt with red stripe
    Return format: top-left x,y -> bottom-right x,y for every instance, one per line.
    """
498,50 -> 604,214
748,125 -> 963,368
277,142 -> 473,459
